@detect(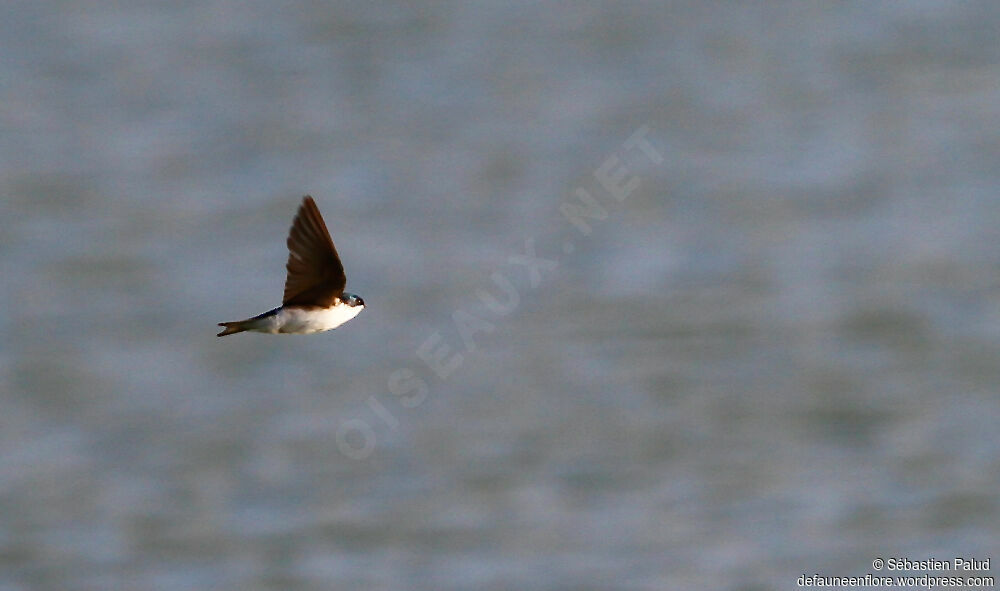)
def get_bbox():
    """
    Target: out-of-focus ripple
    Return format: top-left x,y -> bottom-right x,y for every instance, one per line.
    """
1,2 -> 998,590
